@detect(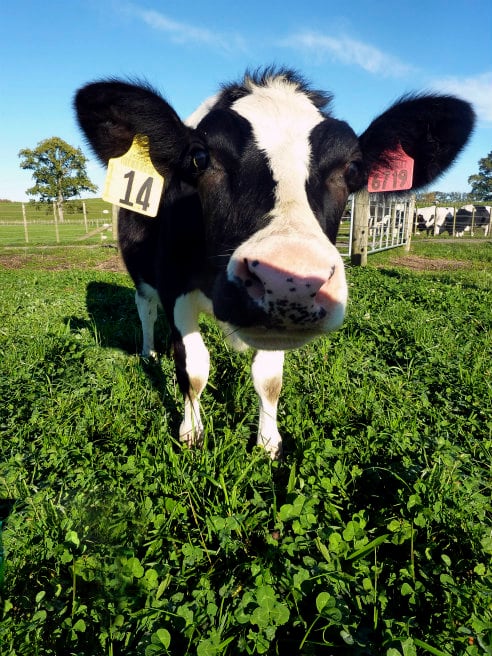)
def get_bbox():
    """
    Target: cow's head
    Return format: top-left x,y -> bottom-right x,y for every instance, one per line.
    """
75,69 -> 474,349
